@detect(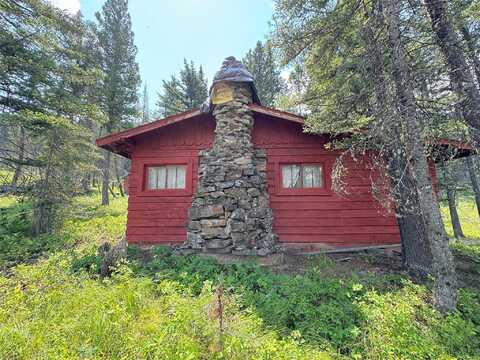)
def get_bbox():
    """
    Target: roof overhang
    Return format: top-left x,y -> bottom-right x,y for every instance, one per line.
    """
96,104 -> 305,158
96,105 -> 475,160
